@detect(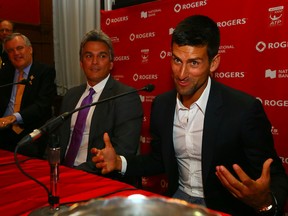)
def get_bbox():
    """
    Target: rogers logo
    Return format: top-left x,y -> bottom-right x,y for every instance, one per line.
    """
174,1 -> 207,13
174,4 -> 181,13
105,18 -> 111,25
217,18 -> 247,27
130,34 -> 136,41
106,16 -> 128,26
280,157 -> 288,165
129,32 -> 156,41
256,97 -> 288,107
214,71 -> 245,78
160,50 -> 172,59
133,74 -> 139,81
114,56 -> 130,61
256,41 -> 266,52
256,41 -> 288,52
160,51 -> 167,59
133,73 -> 158,81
